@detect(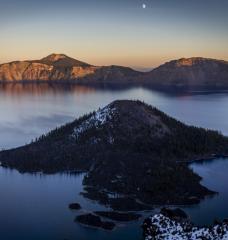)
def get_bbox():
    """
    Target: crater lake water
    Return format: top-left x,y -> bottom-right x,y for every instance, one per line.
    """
0,83 -> 228,240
